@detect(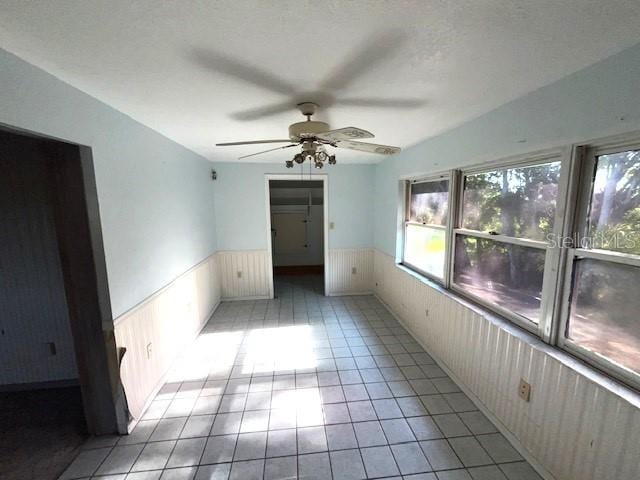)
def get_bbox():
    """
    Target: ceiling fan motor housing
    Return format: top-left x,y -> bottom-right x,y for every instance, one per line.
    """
289,121 -> 330,141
